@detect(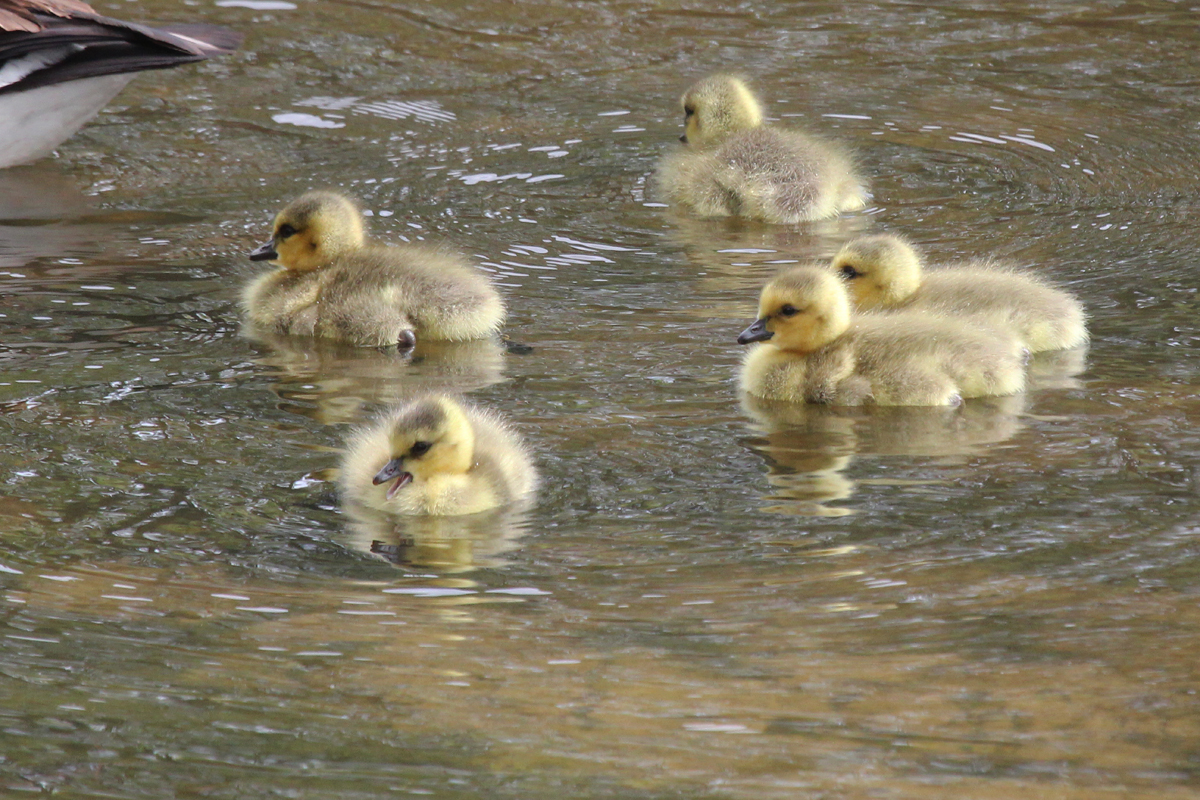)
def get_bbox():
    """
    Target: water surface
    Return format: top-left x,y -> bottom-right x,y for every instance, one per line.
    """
3,1 -> 1200,797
